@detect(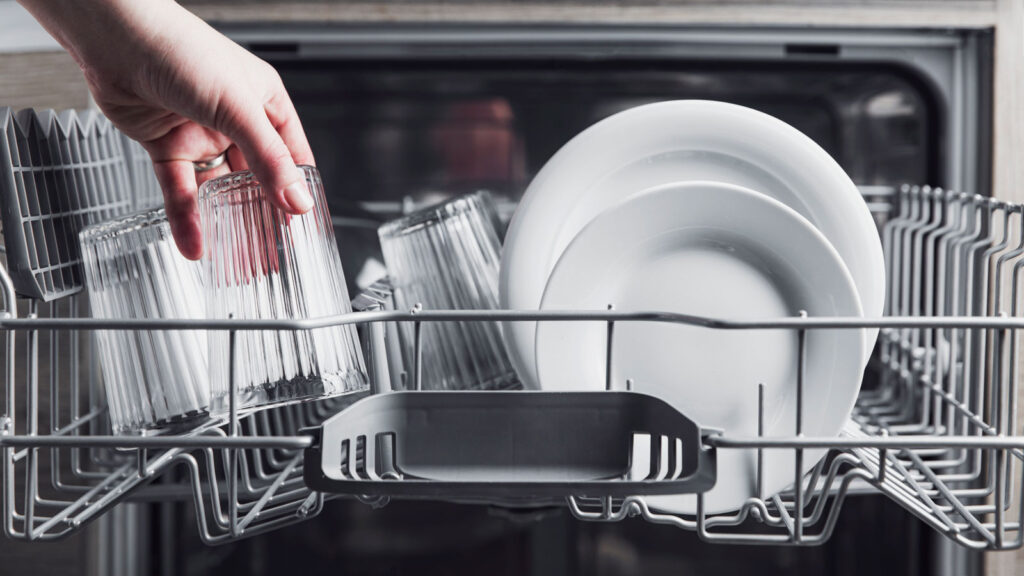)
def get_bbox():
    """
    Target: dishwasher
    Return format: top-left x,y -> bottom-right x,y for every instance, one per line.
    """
0,22 -> 1014,576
